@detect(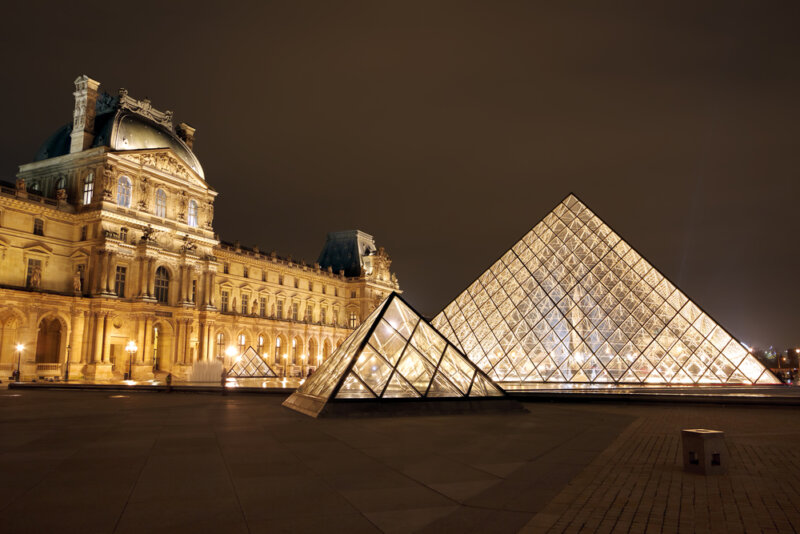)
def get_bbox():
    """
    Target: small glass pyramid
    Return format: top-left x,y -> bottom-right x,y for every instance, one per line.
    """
227,346 -> 279,378
283,293 -> 504,416
432,194 -> 779,386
